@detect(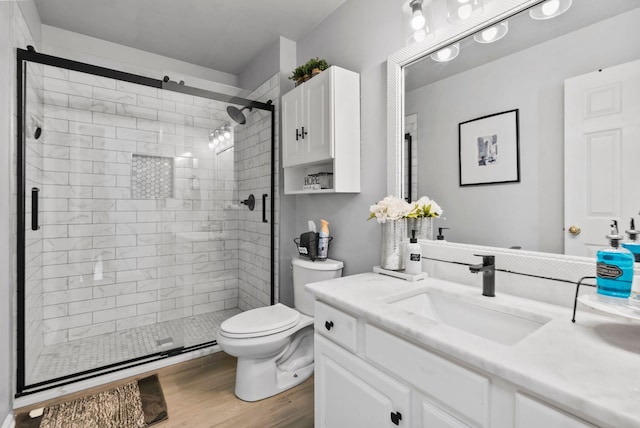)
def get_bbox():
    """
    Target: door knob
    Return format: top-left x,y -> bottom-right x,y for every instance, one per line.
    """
568,225 -> 581,235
